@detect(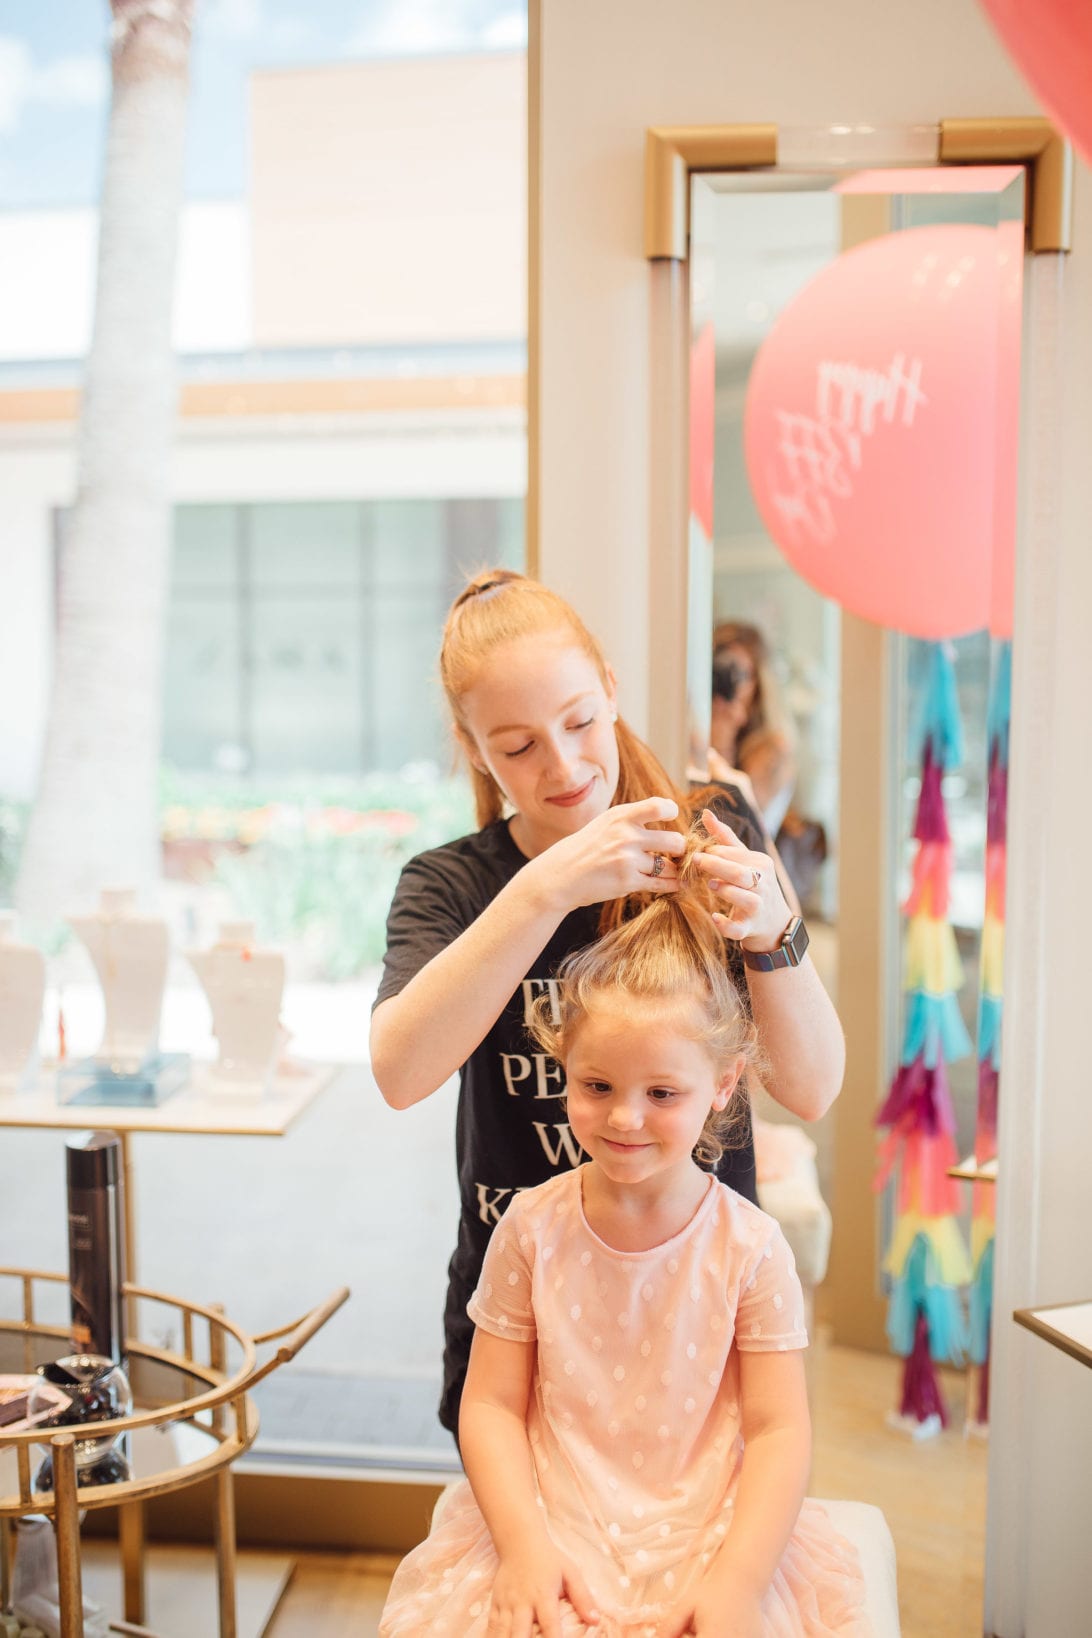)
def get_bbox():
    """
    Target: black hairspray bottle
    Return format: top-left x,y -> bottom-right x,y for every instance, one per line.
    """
66,1130 -> 127,1367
